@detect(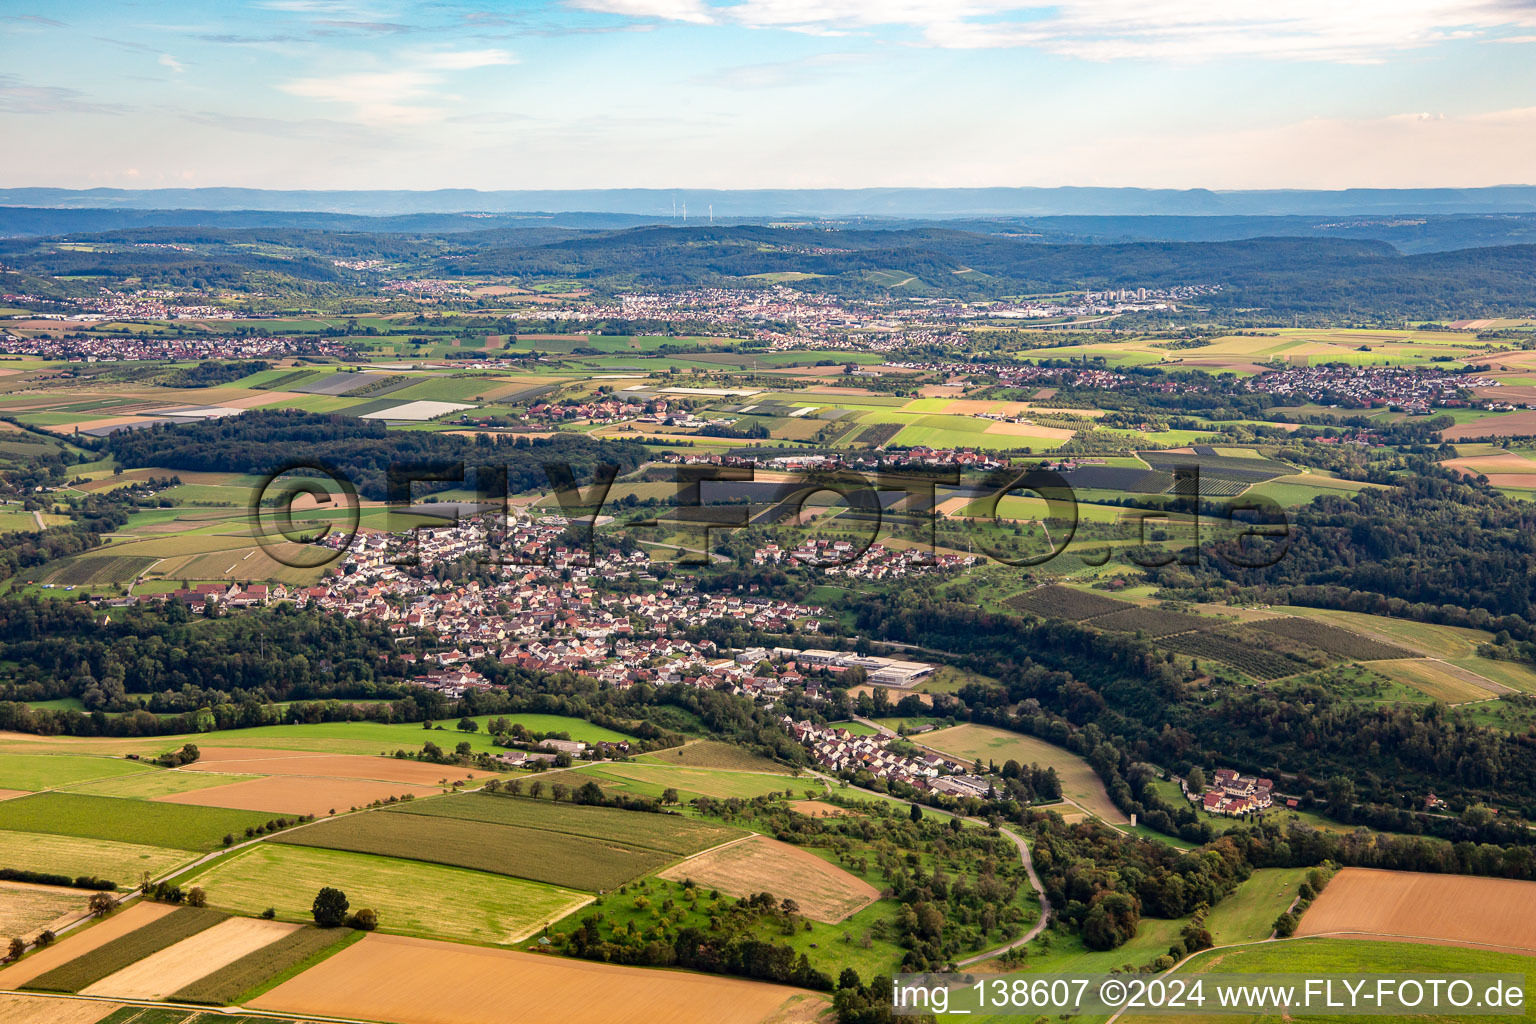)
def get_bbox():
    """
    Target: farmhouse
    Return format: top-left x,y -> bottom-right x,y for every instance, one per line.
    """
1191,768 -> 1274,815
